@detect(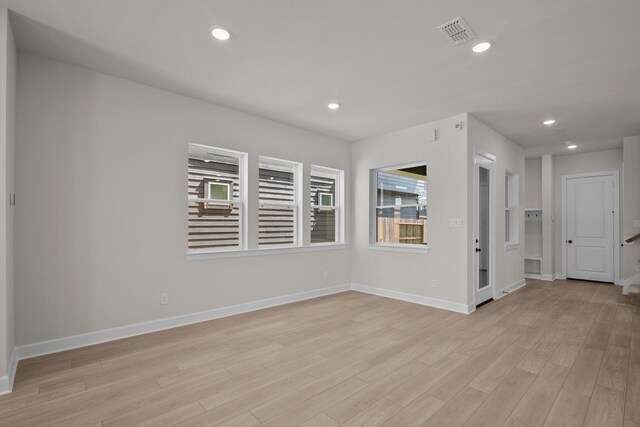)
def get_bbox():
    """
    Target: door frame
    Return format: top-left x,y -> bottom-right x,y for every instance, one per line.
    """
561,170 -> 620,283
473,149 -> 497,305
